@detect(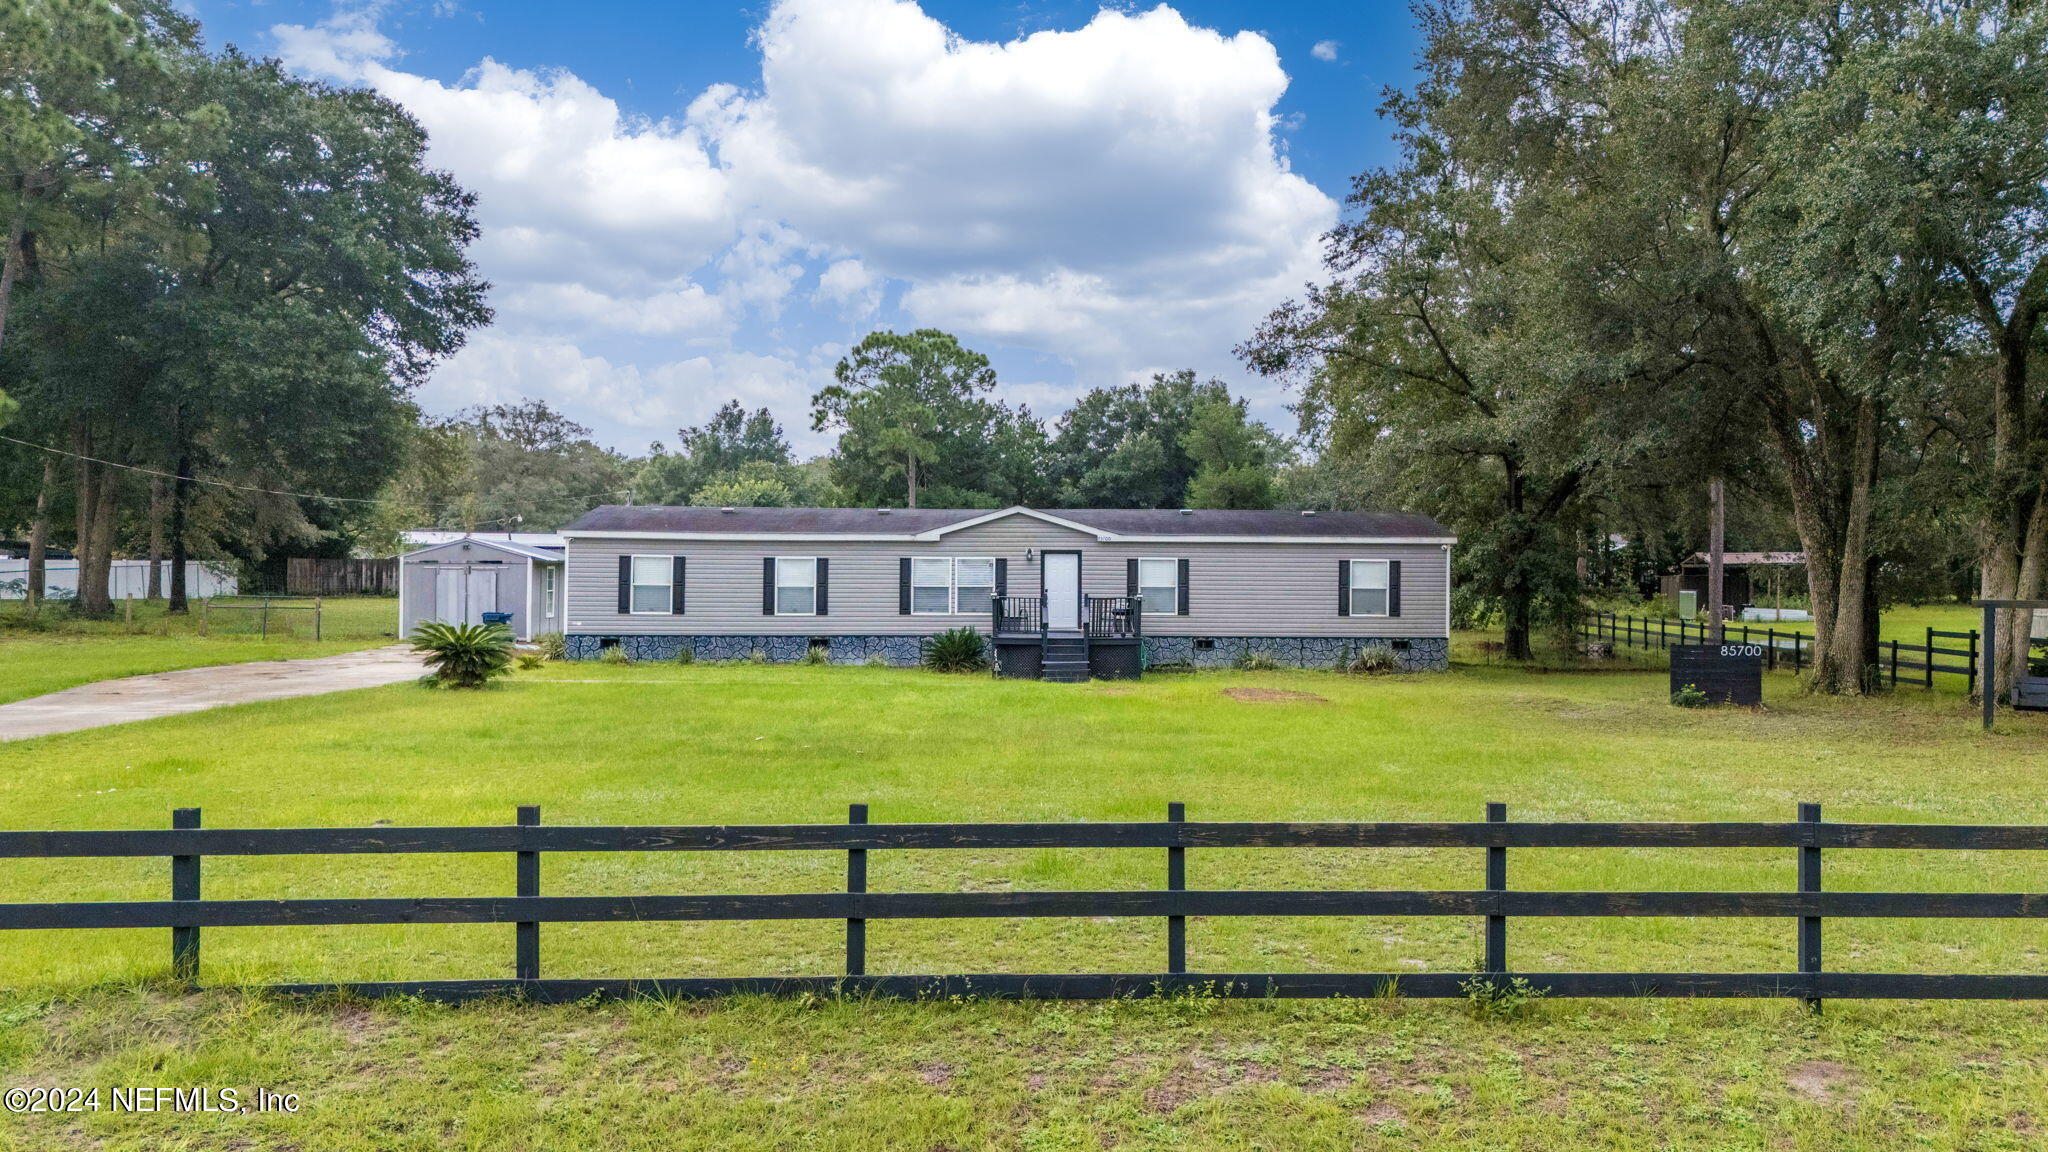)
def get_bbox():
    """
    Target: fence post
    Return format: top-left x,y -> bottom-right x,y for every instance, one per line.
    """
1167,802 -> 1186,976
1485,802 -> 1507,982
123,594 -> 133,626
198,598 -> 208,636
261,597 -> 271,640
1968,628 -> 1979,698
516,805 -> 540,982
1799,802 -> 1822,1014
1766,628 -> 1777,671
1889,639 -> 1899,688
847,803 -> 867,977
1926,627 -> 1935,689
171,808 -> 201,988
315,596 -> 323,643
